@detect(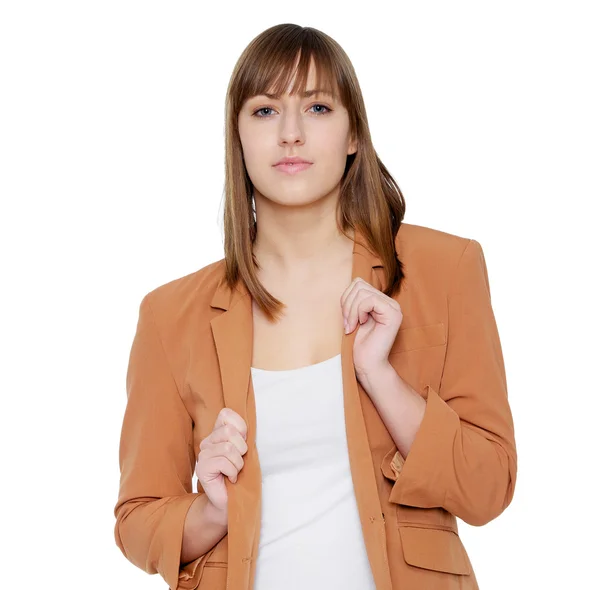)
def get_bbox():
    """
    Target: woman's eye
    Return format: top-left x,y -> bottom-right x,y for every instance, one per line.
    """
253,107 -> 275,117
252,104 -> 332,118
309,104 -> 332,115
